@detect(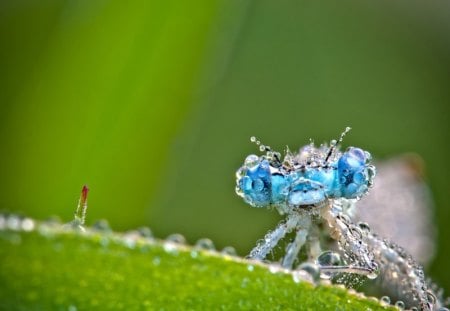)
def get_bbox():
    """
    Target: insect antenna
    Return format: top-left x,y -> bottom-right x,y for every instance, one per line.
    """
250,136 -> 282,165
324,127 -> 352,164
